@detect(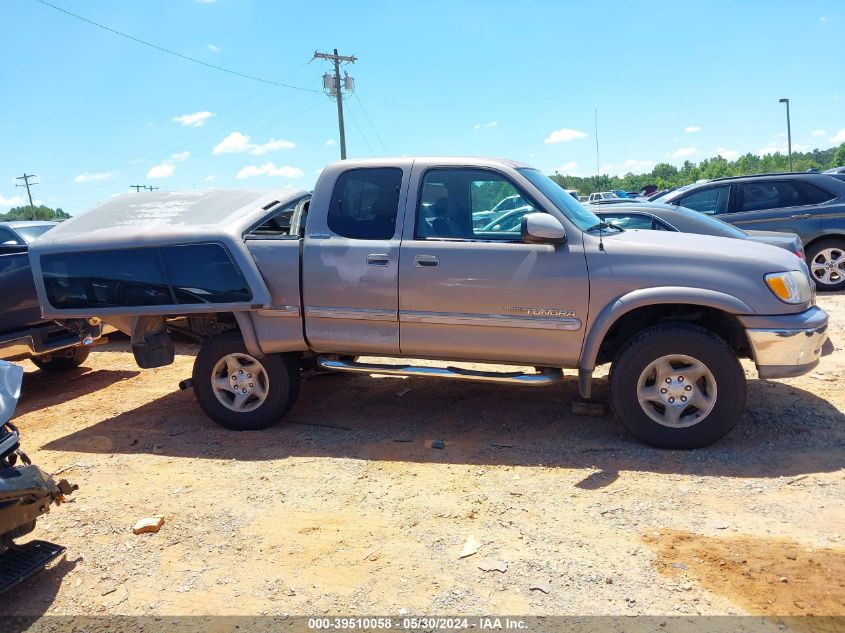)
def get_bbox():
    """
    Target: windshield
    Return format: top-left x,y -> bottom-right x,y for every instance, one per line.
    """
671,205 -> 747,238
14,224 -> 55,243
651,183 -> 697,203
517,168 -> 602,231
